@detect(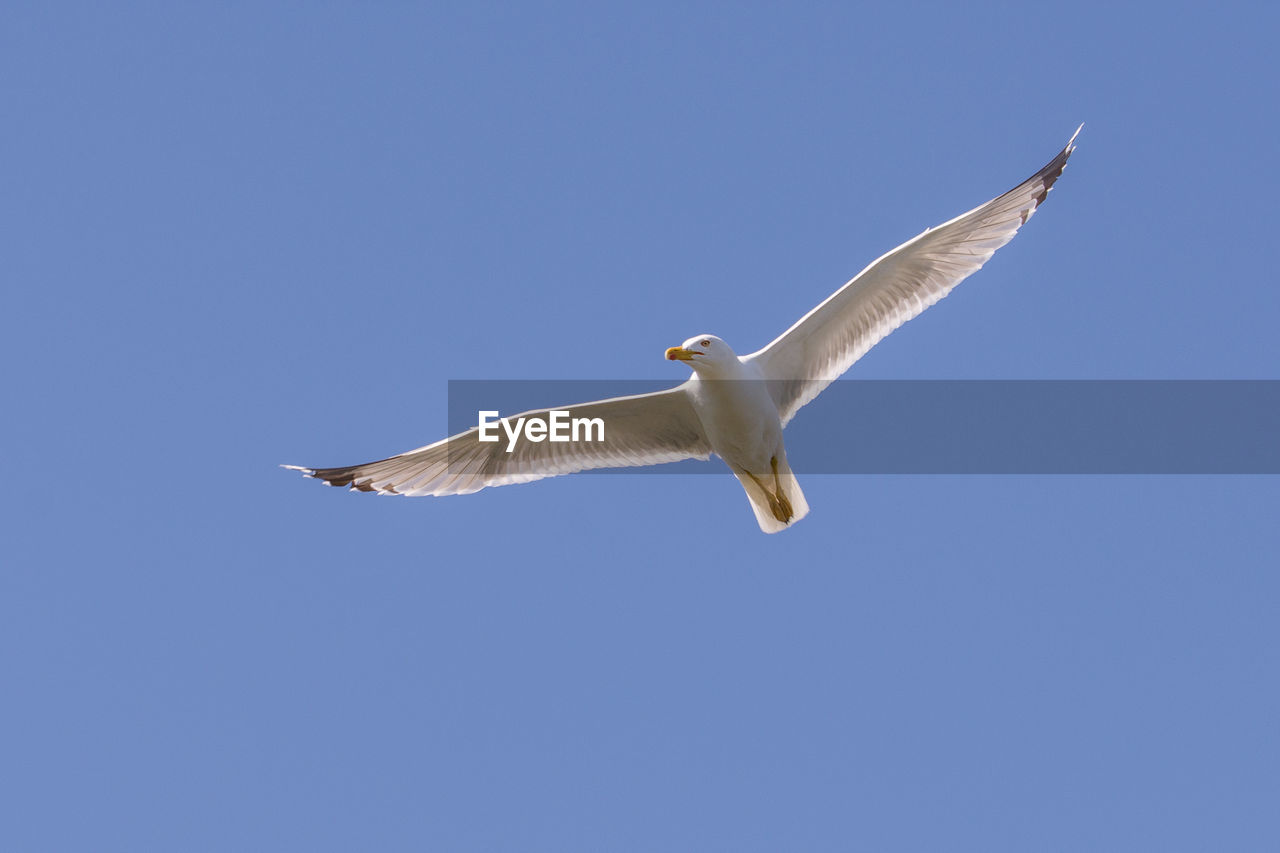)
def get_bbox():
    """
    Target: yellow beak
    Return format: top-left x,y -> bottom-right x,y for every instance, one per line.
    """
665,346 -> 697,361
